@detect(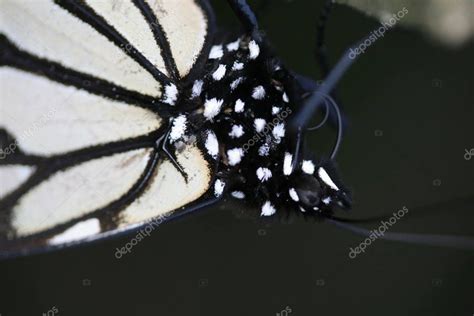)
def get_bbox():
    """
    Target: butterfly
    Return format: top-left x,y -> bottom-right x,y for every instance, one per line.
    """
0,0 -> 353,257
3,0 -> 471,258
